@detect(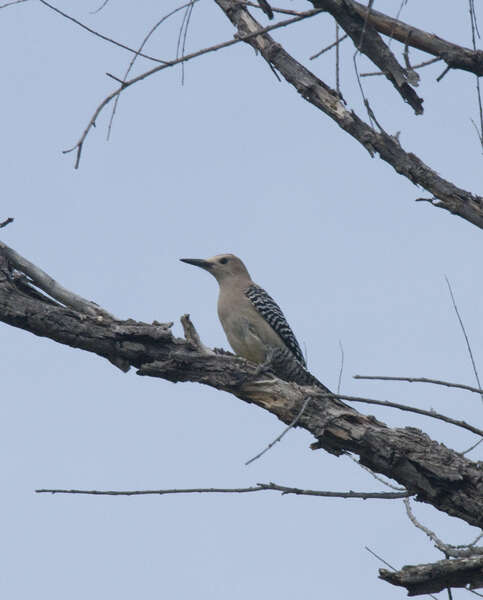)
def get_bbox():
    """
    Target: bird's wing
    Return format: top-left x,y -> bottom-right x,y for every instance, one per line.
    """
245,284 -> 306,366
